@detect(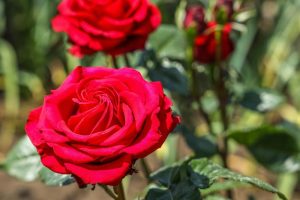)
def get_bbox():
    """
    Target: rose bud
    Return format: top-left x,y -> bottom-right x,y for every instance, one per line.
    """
51,0 -> 161,57
194,22 -> 234,64
25,66 -> 180,186
183,4 -> 206,33
214,0 -> 234,23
